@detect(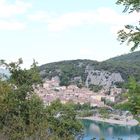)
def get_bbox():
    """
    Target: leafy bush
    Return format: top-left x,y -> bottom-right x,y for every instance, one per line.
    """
78,110 -> 93,117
